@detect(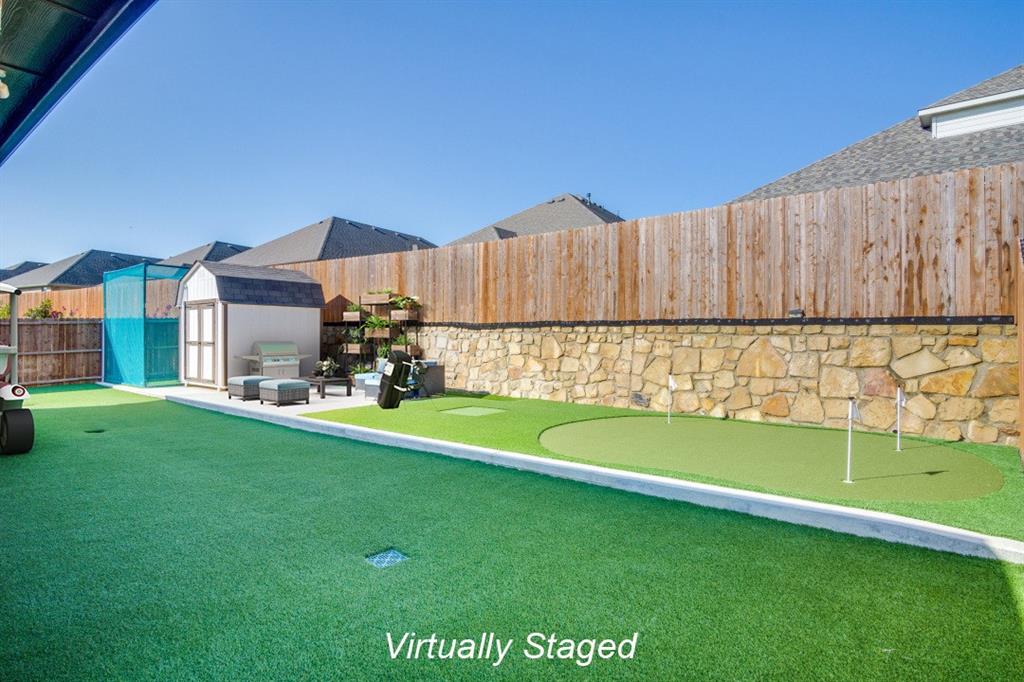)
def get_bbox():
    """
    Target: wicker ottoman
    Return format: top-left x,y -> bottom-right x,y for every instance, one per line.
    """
228,375 -> 272,401
259,378 -> 310,407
